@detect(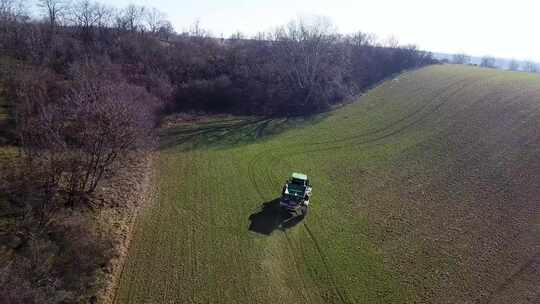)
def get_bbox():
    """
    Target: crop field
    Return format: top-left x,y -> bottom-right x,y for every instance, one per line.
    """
114,65 -> 540,303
